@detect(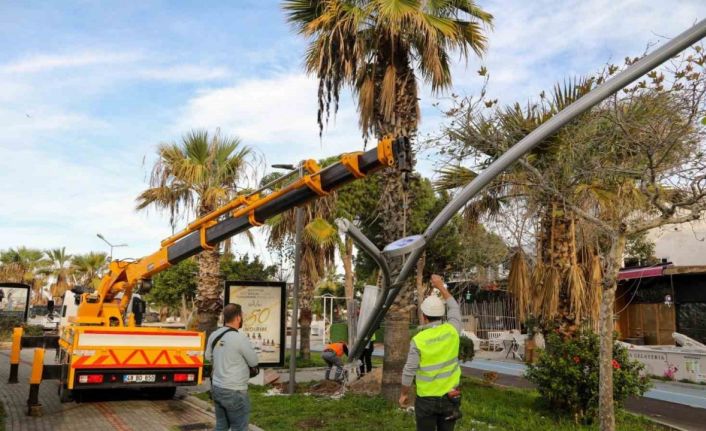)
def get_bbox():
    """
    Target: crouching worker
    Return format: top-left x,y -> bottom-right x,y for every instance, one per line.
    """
400,274 -> 462,431
322,340 -> 348,382
206,303 -> 259,431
